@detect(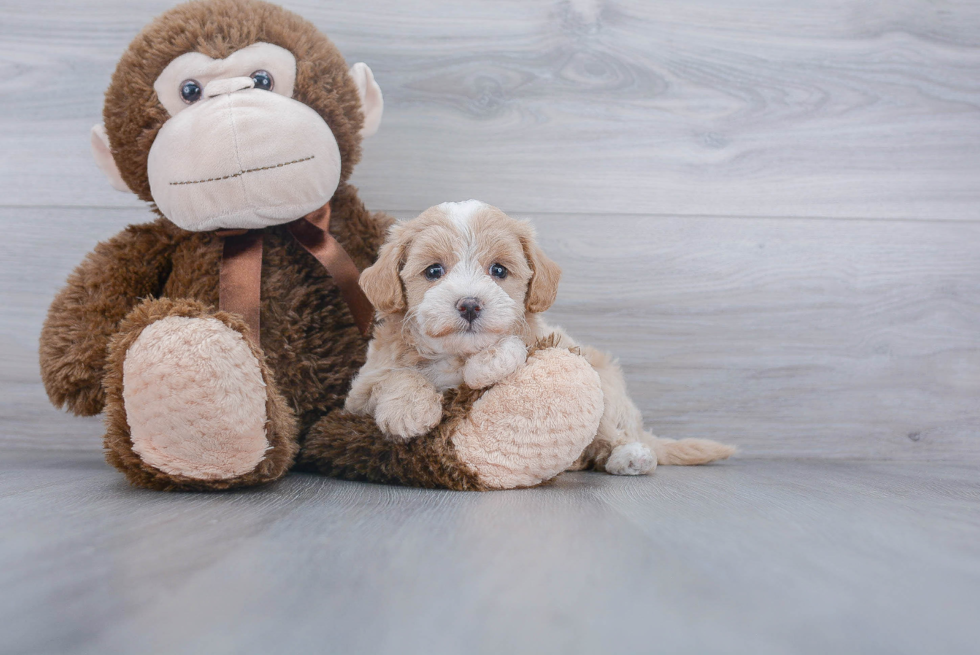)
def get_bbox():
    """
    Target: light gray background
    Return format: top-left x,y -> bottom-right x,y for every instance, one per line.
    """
1,1 -> 978,653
